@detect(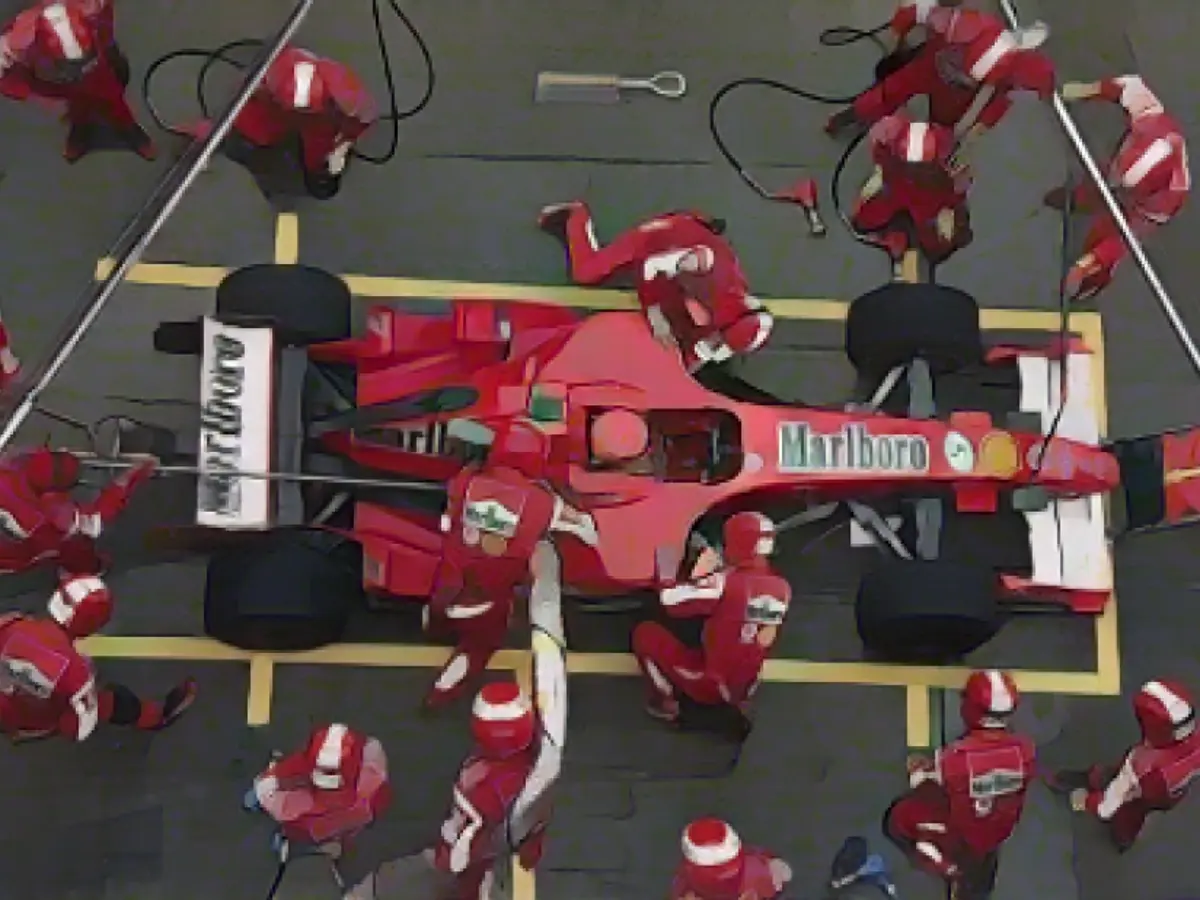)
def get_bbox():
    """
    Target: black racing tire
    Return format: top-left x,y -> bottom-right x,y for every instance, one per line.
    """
204,531 -> 362,652
216,264 -> 351,346
855,559 -> 1001,662
845,282 -> 982,380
